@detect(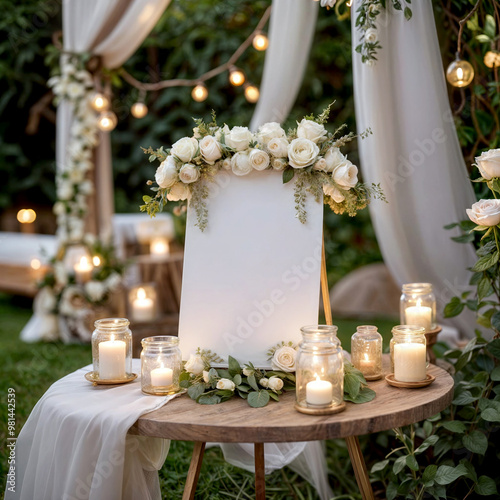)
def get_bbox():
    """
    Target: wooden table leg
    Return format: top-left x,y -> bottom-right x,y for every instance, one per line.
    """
254,443 -> 266,500
182,441 -> 206,500
345,436 -> 375,500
